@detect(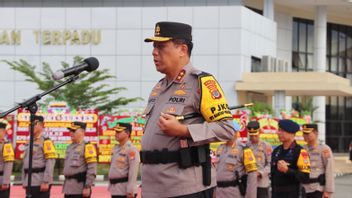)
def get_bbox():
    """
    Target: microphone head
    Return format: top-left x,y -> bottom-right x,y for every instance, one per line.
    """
84,57 -> 99,71
52,70 -> 65,80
